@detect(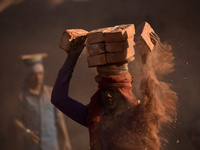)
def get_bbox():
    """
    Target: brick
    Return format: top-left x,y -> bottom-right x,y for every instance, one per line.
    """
86,37 -> 135,55
86,42 -> 105,56
87,24 -> 135,44
105,38 -> 135,53
134,22 -> 156,52
106,46 -> 135,64
87,27 -> 111,44
59,29 -> 88,51
104,24 -> 135,42
87,53 -> 107,67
